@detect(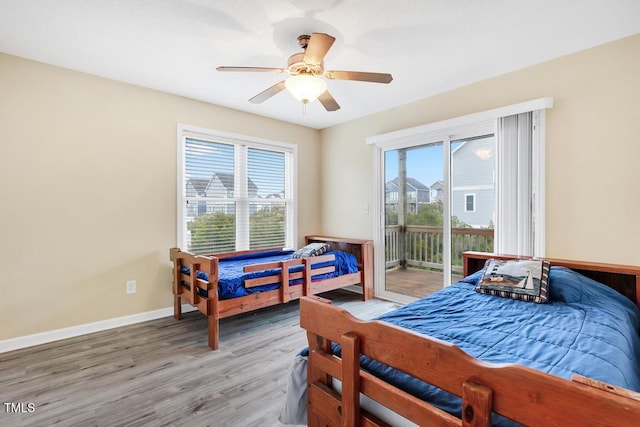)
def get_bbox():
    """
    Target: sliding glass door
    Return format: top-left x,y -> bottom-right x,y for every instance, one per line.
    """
380,130 -> 495,301
450,135 -> 496,284
384,143 -> 444,298
372,100 -> 548,303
